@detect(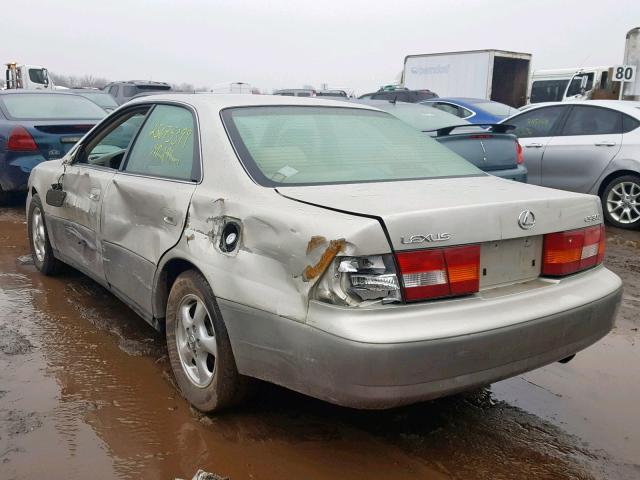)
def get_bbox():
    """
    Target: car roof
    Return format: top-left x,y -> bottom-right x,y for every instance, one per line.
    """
127,93 -> 382,111
515,100 -> 640,117
108,80 -> 171,86
0,90 -> 83,96
425,97 -> 495,104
